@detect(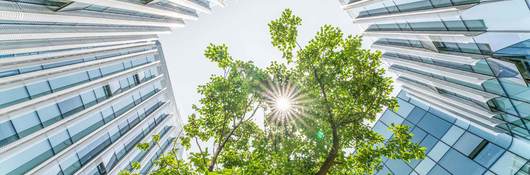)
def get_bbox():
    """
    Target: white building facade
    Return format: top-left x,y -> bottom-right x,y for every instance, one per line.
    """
0,0 -> 223,174
340,0 -> 530,174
